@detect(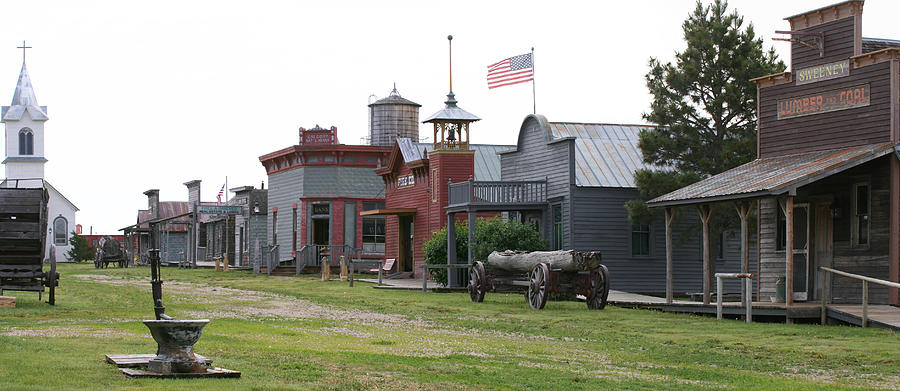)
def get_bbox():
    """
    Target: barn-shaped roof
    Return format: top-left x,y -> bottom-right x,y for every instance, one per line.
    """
548,122 -> 656,188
